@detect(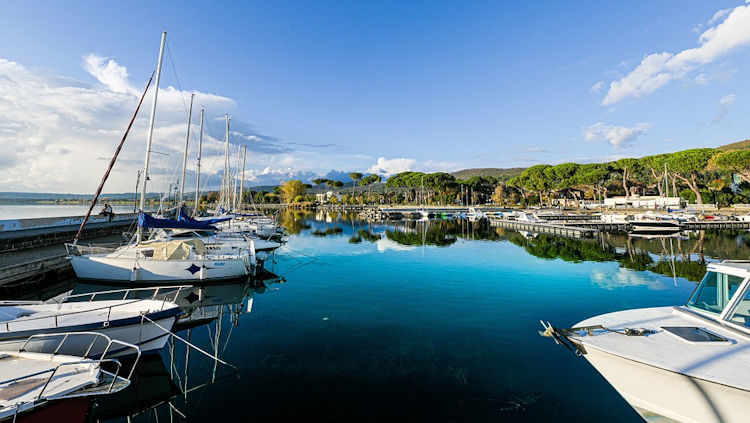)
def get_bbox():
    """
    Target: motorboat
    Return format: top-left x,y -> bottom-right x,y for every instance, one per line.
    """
515,211 -> 541,223
629,213 -> 681,234
0,290 -> 182,357
0,332 -> 137,420
466,208 -> 486,219
541,261 -> 750,422
600,213 -> 630,223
